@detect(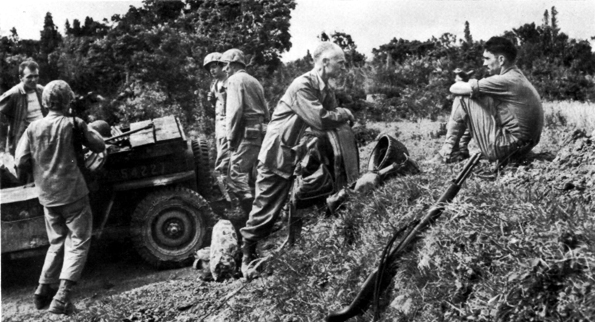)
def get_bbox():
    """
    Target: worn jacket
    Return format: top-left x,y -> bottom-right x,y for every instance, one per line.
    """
225,70 -> 269,149
469,65 -> 544,145
258,70 -> 352,179
0,83 -> 46,154
209,79 -> 228,139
